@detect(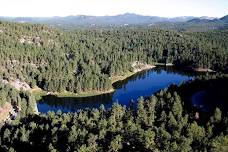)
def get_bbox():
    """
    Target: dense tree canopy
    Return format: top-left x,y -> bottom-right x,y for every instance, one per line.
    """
0,21 -> 228,151
0,21 -> 227,93
0,75 -> 227,152
0,82 -> 35,117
